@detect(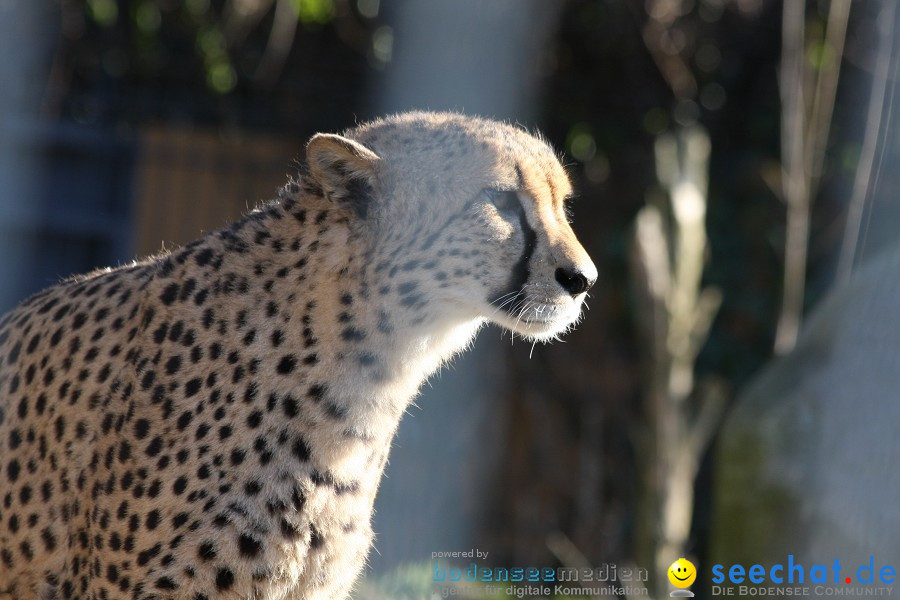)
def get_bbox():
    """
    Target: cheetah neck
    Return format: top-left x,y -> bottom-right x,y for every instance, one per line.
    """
249,197 -> 485,444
